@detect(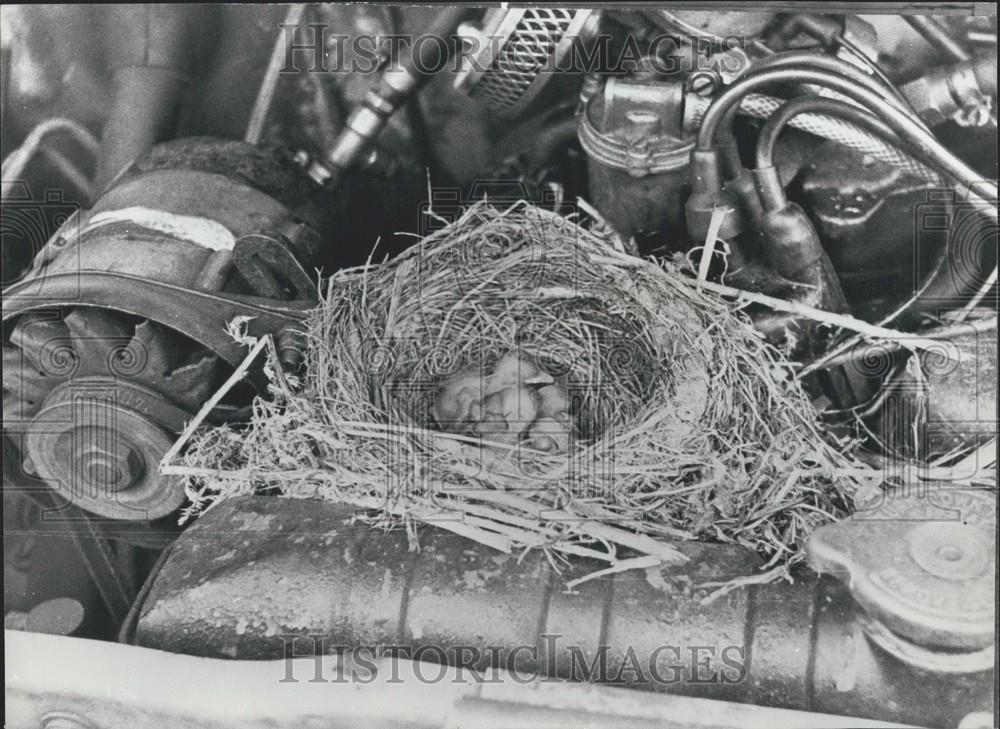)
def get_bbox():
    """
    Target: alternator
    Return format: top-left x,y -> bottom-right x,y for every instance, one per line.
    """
2,138 -> 315,524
